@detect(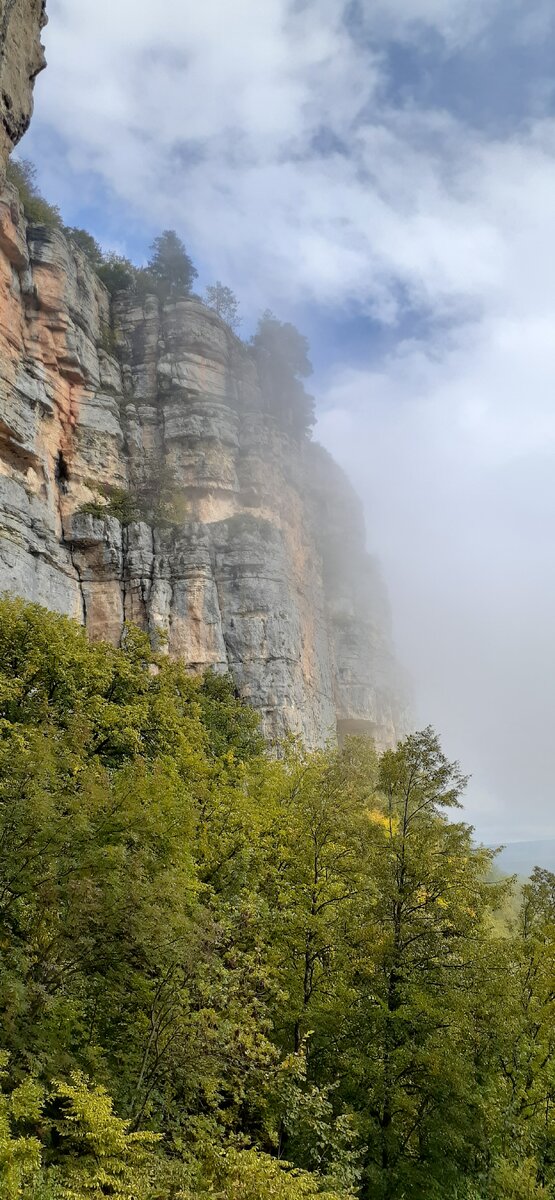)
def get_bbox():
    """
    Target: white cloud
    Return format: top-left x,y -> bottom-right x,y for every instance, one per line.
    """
368,0 -> 502,45
370,0 -> 555,48
28,3 -> 555,320
317,295 -> 555,840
